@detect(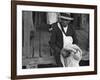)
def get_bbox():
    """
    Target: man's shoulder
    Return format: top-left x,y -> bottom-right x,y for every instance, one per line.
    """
49,23 -> 57,32
51,22 -> 58,27
51,22 -> 59,30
